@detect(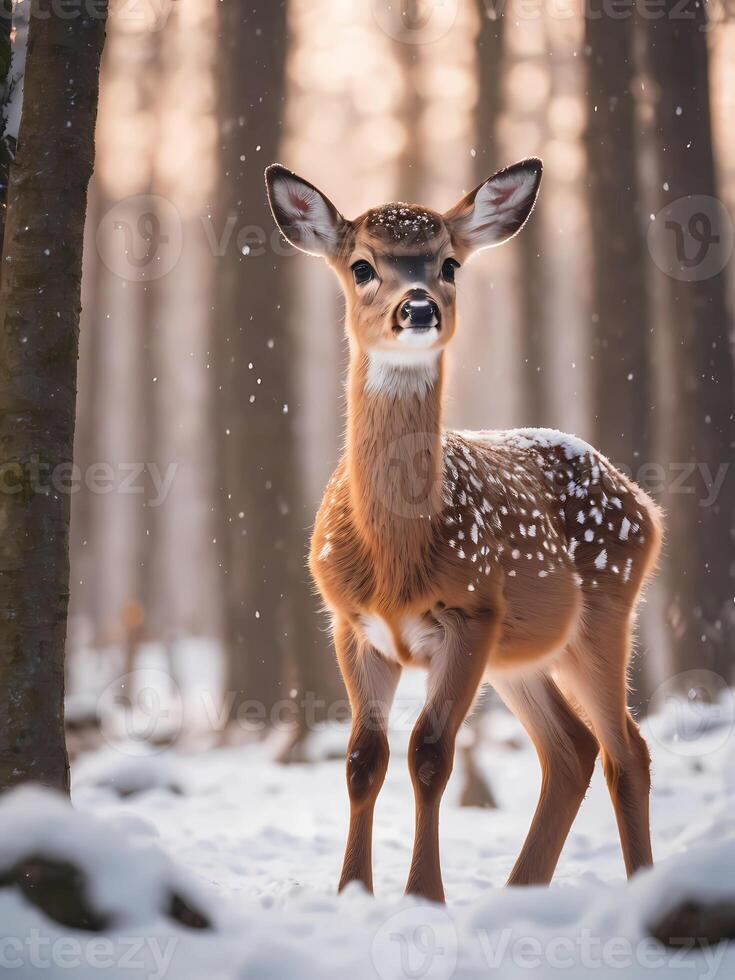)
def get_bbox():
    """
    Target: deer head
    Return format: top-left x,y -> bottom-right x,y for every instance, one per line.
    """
265,160 -> 543,362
